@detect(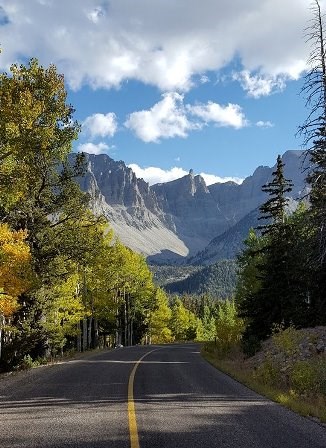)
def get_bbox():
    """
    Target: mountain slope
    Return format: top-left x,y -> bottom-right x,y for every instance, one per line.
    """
73,150 -> 308,264
188,208 -> 260,265
164,260 -> 238,299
